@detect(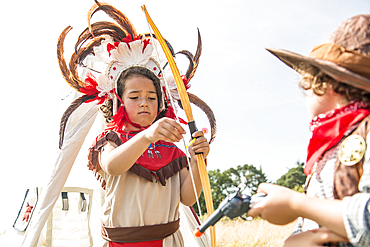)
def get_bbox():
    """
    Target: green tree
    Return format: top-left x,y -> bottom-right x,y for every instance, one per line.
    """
192,168 -> 236,215
276,161 -> 306,192
192,164 -> 268,215
209,169 -> 238,208
229,164 -> 268,194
